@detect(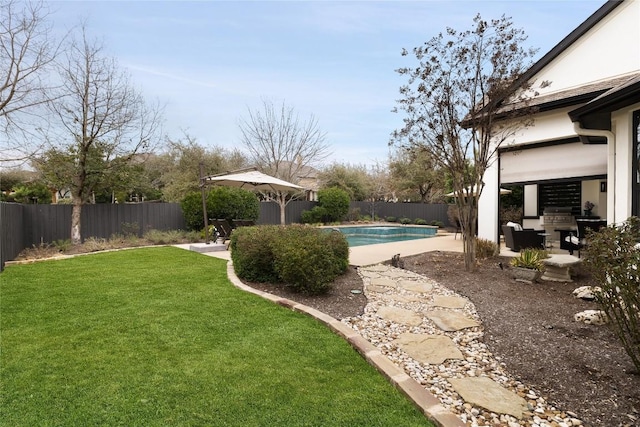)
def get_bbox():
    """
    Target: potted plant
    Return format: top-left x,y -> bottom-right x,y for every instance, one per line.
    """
584,200 -> 595,216
510,248 -> 547,283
